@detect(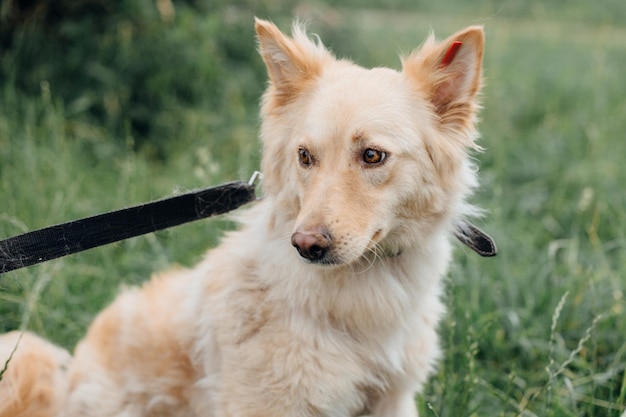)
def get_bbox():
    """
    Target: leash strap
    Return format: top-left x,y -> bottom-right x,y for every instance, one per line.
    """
0,180 -> 257,274
0,171 -> 495,274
